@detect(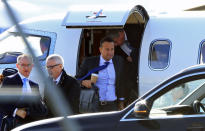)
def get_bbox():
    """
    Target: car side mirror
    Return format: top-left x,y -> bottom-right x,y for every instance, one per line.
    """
133,100 -> 149,118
